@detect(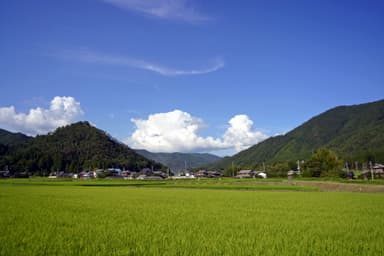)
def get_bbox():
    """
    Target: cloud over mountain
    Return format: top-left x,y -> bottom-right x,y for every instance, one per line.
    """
126,110 -> 268,154
223,115 -> 268,152
0,96 -> 83,136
